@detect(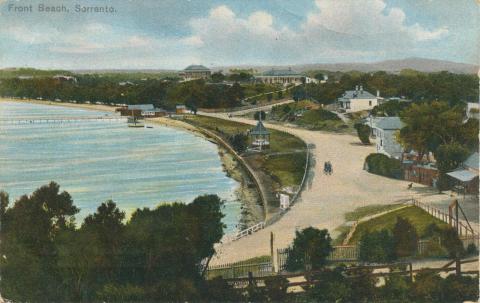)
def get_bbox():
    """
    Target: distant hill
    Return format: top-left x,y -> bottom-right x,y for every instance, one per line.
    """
2,57 -> 477,76
216,57 -> 478,74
